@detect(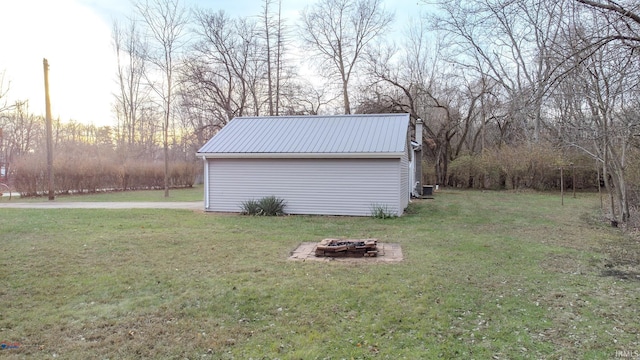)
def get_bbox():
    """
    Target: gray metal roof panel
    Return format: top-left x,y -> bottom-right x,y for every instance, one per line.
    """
196,113 -> 410,155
